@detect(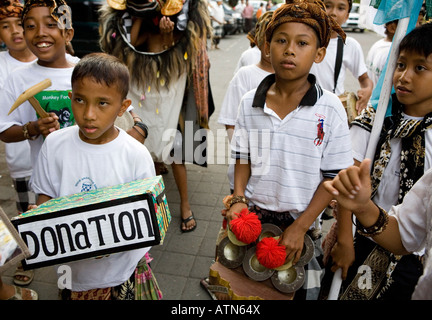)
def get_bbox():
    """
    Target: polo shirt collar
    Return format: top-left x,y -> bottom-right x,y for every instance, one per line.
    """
252,73 -> 321,108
